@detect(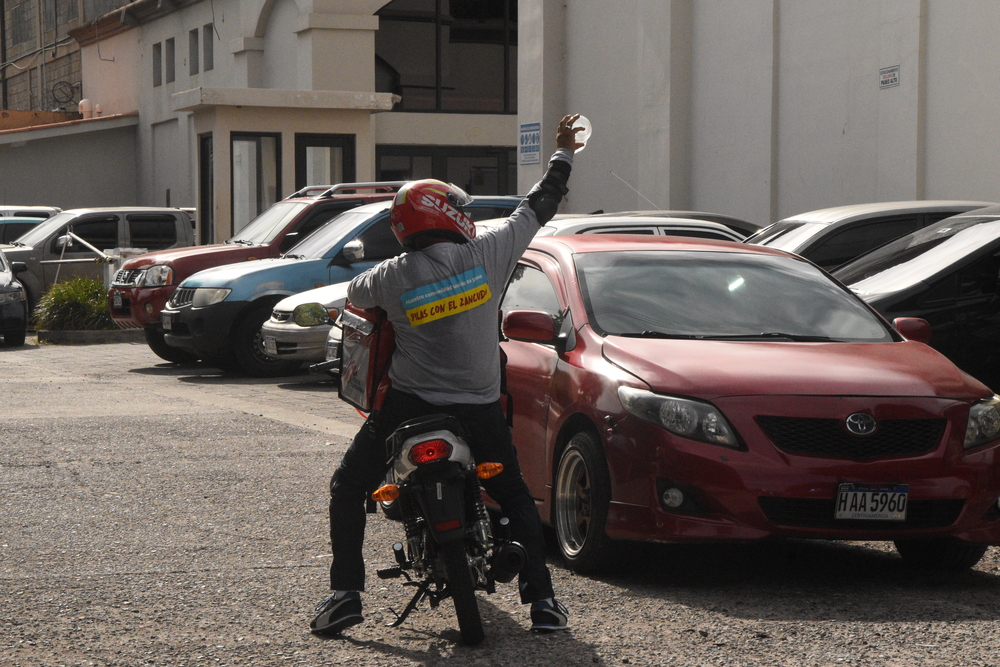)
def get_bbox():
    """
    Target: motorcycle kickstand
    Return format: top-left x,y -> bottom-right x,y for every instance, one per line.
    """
386,579 -> 450,628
